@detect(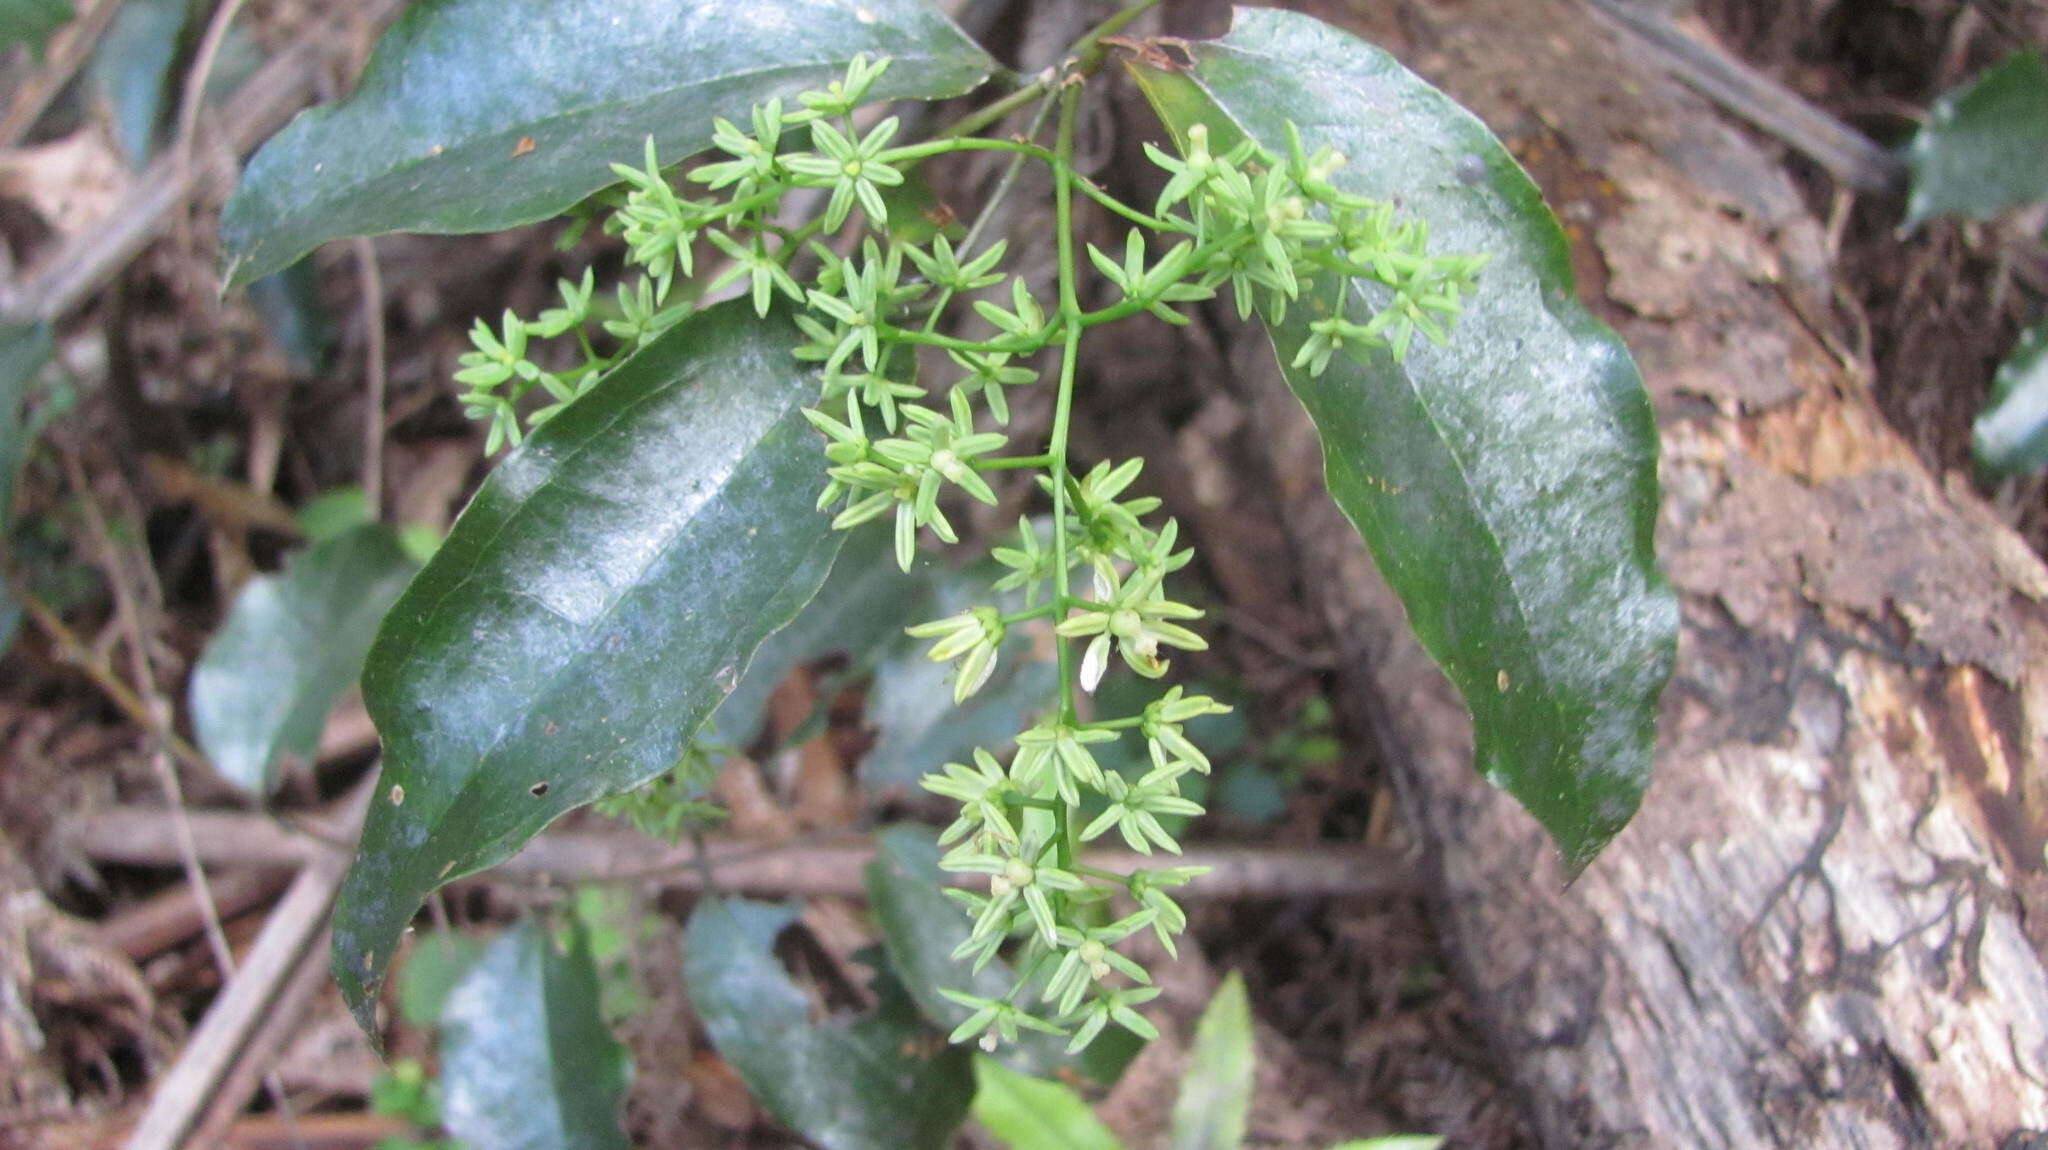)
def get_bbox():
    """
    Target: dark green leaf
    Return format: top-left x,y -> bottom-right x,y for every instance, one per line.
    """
1974,321 -> 2048,477
438,921 -> 630,1150
88,0 -> 188,165
1131,7 -> 1676,869
0,0 -> 72,60
0,322 -> 52,655
219,0 -> 993,285
708,522 -> 927,748
248,260 -> 332,376
294,487 -> 374,544
189,524 -> 418,794
1213,764 -> 1285,824
1169,972 -> 1253,1150
0,322 -> 50,533
684,896 -> 973,1150
333,301 -> 842,1035
861,568 -> 1058,790
396,931 -> 486,1028
971,1056 -> 1125,1150
866,826 -> 1138,1082
1907,50 -> 2048,224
